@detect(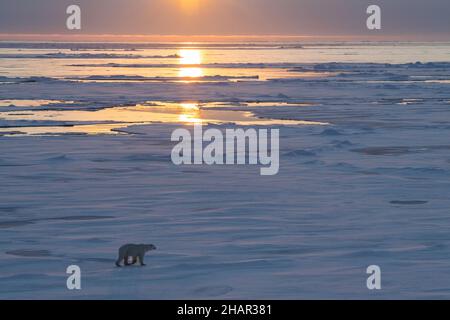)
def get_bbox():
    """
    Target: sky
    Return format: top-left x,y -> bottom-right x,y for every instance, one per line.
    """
0,0 -> 449,40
